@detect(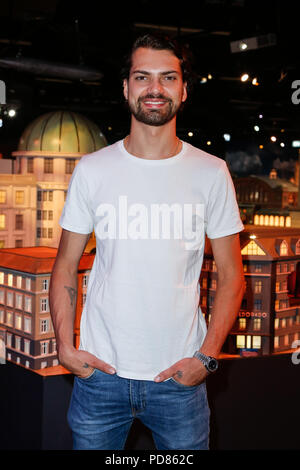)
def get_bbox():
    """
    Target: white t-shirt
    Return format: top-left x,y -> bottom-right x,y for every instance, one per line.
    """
59,139 -> 244,380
